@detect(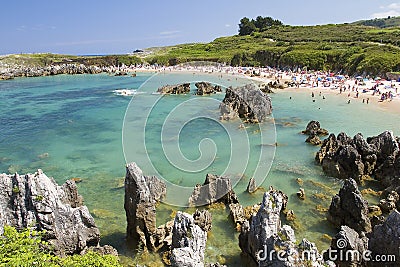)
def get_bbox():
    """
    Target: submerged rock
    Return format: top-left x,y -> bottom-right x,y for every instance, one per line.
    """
158,83 -> 191,94
195,82 -> 222,95
0,170 -> 112,256
219,84 -> 272,123
189,174 -> 238,207
170,212 -> 208,267
327,179 -> 371,233
124,162 -> 167,251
